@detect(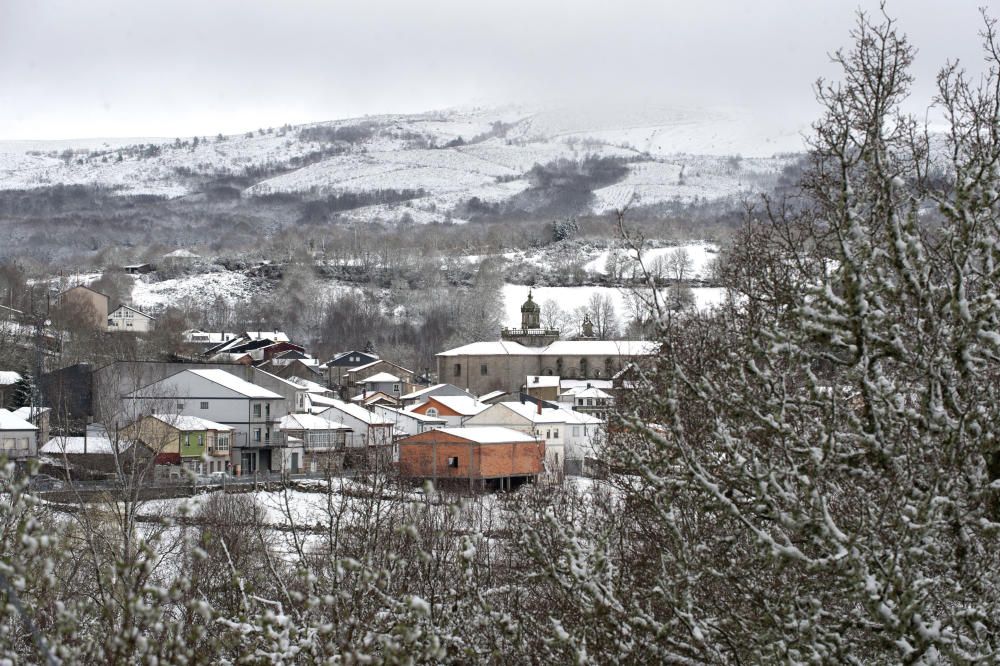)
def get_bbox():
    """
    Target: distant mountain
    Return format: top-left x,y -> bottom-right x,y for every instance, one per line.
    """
0,104 -> 807,224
